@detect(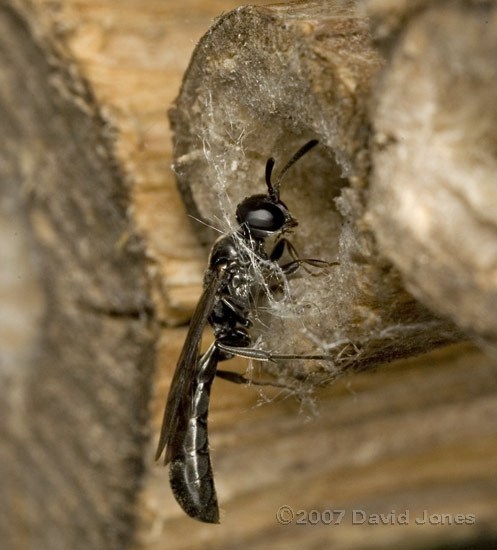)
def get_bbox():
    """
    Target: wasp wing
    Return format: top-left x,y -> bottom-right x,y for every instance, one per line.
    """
155,266 -> 226,464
